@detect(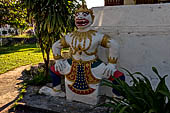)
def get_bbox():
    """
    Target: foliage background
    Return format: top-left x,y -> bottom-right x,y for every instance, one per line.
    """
23,0 -> 79,76
0,0 -> 28,30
